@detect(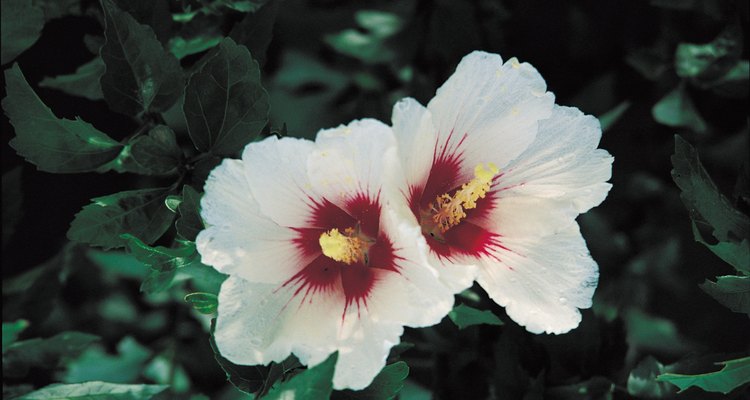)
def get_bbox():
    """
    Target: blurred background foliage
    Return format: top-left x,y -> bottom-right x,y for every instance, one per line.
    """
2,0 -> 749,399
